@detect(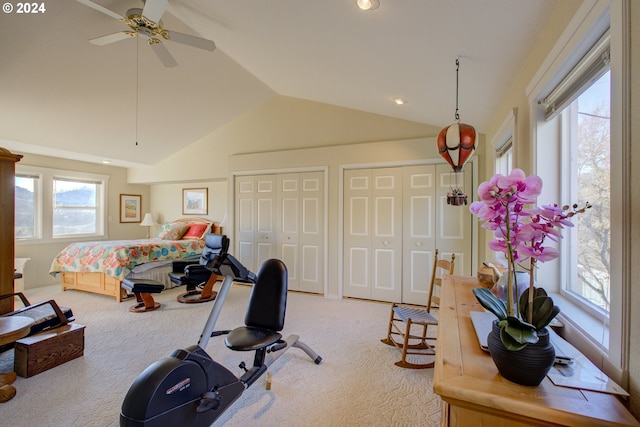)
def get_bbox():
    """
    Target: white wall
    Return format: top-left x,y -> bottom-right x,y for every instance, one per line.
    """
127,96 -> 441,184
148,181 -> 228,236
